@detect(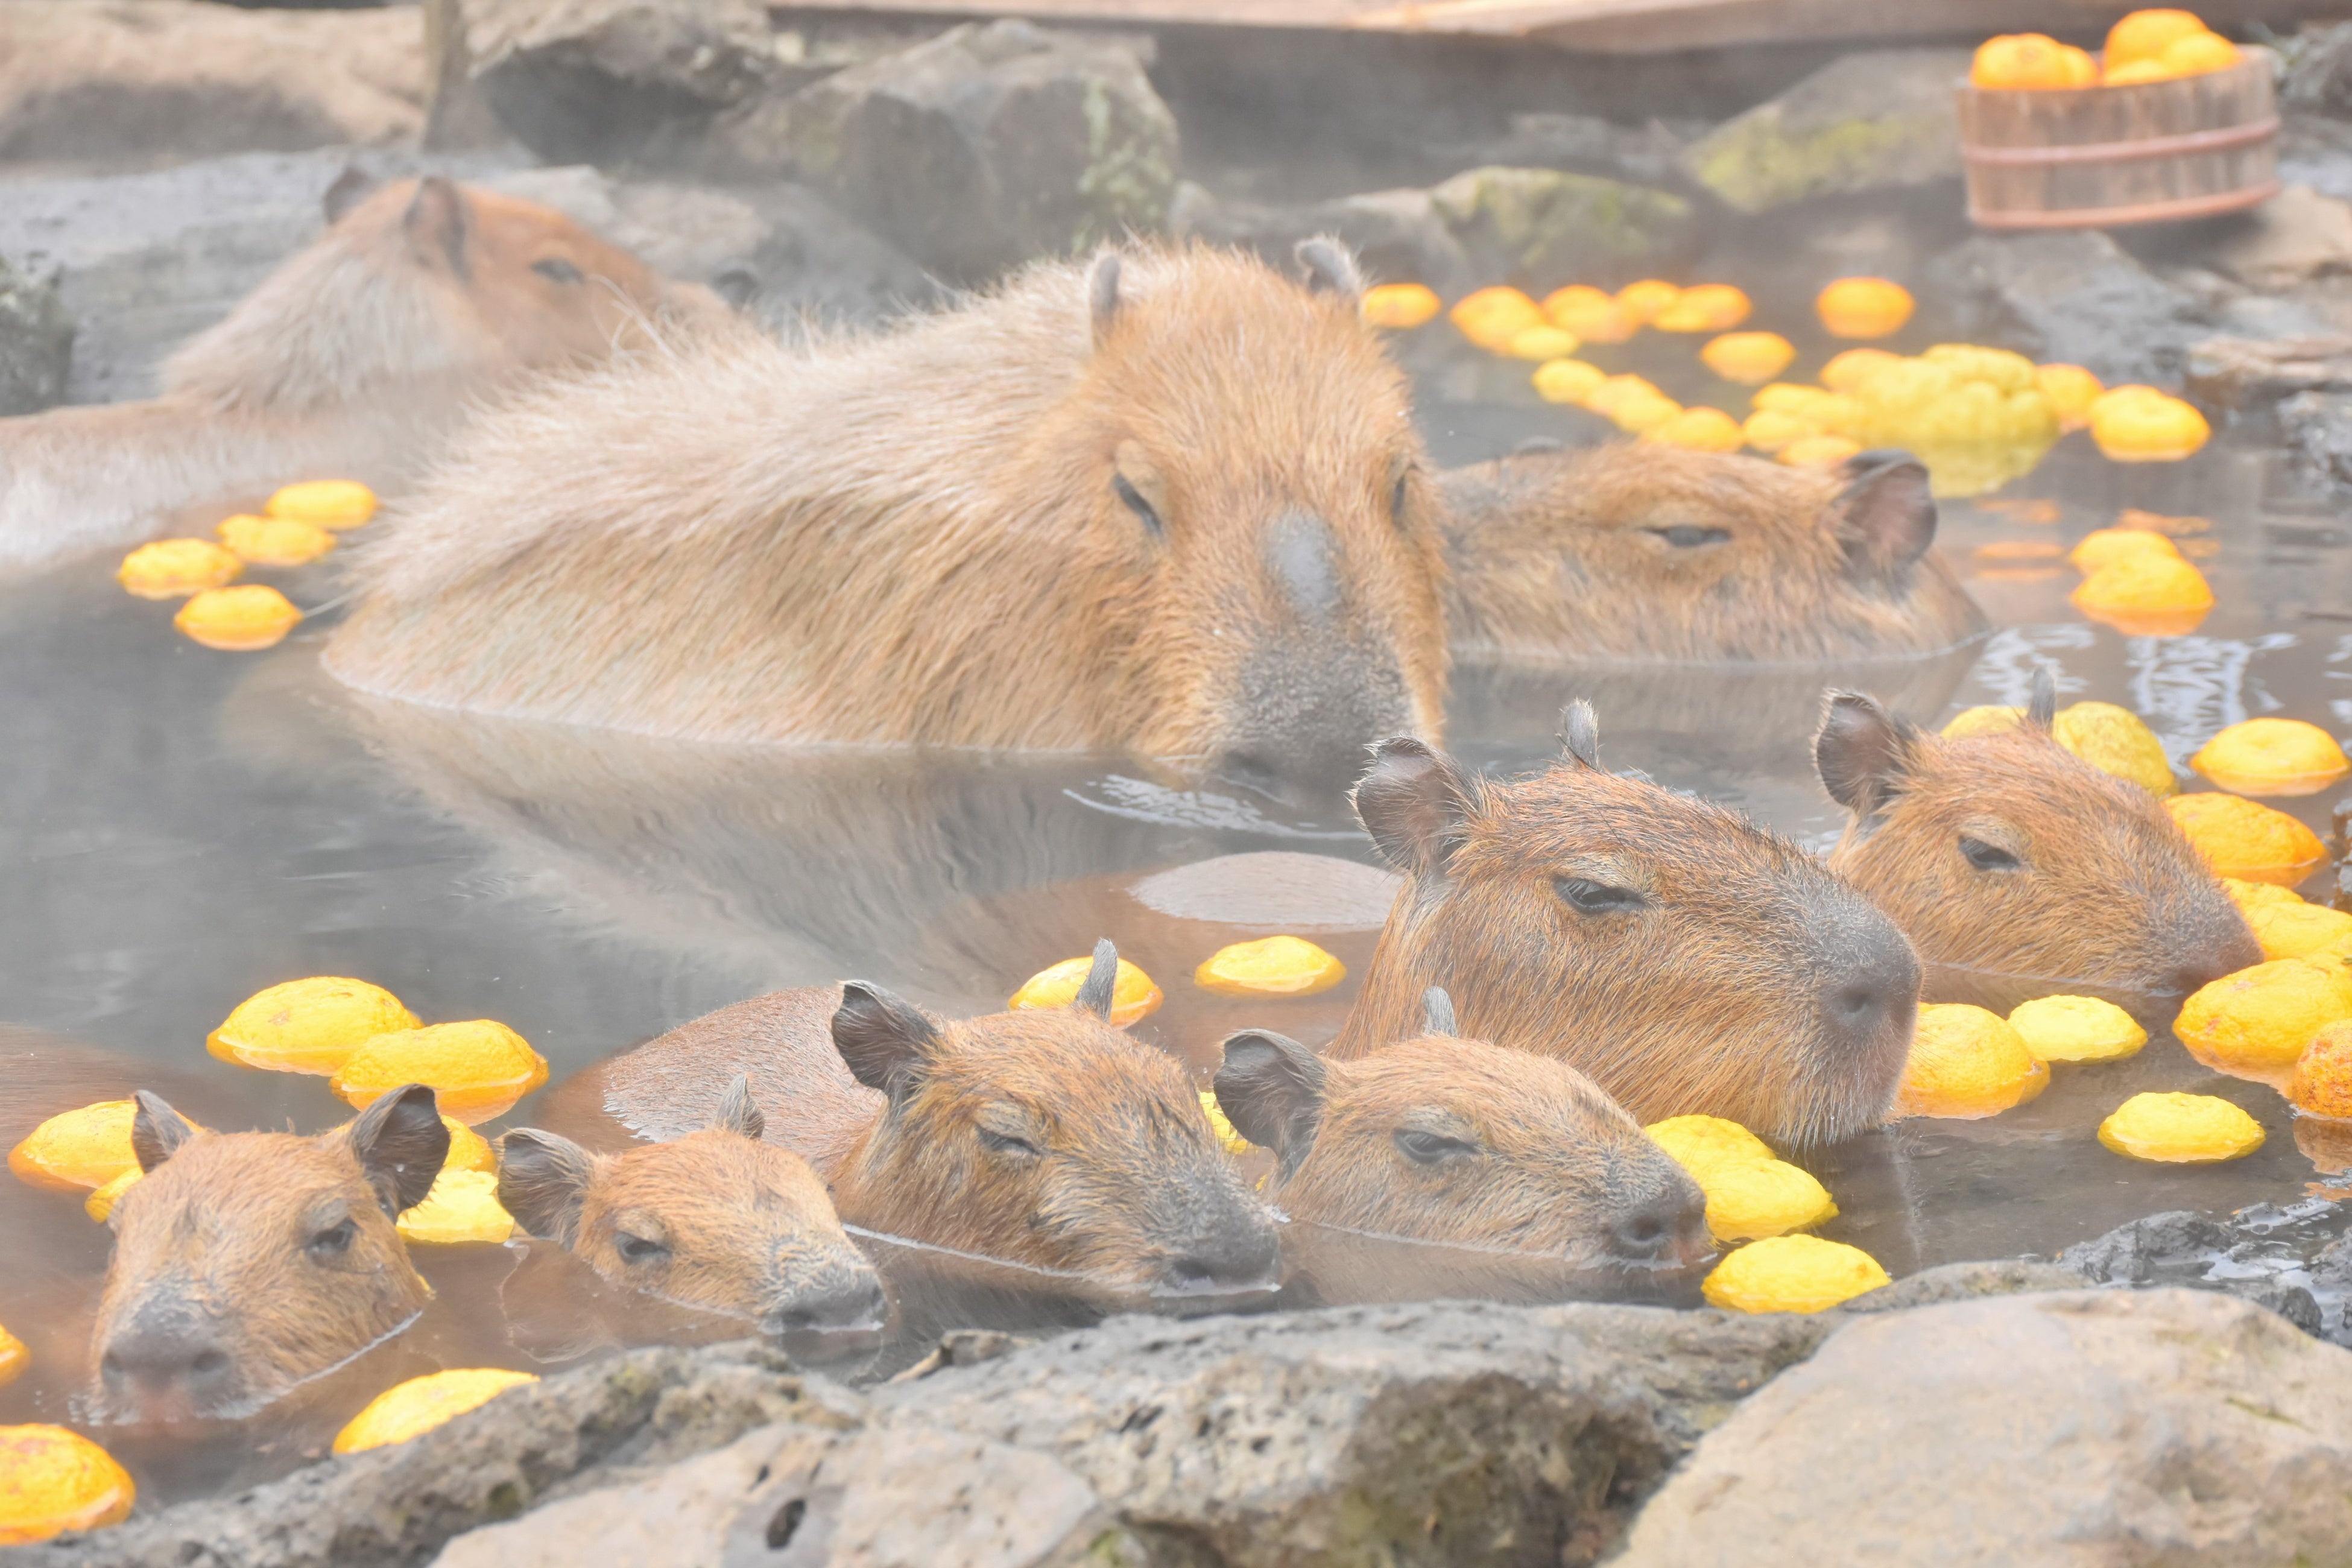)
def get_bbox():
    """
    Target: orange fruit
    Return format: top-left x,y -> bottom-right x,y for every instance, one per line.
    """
2191,718 -> 2351,797
1740,408 -> 1822,453
216,513 -> 335,567
2069,526 -> 2180,572
2159,30 -> 2240,77
265,479 -> 376,530
1010,955 -> 1164,1026
174,584 -> 301,650
1448,286 -> 1544,352
2037,364 -> 2104,429
2060,45 -> 2102,86
2071,552 -> 2213,636
1647,1117 -> 1833,1242
1615,279 -> 1682,325
2052,701 -> 2177,796
1503,323 -> 1582,361
0,1326 -> 24,1389
0,1426 -> 134,1544
1531,358 -> 1608,405
1655,283 -> 1753,332
1972,33 -> 2083,90
2225,876 -> 2305,917
1780,434 -> 1864,469
2091,390 -> 2210,460
1199,1090 -> 1253,1154
1608,393 -> 1685,435
1361,283 -> 1442,330
1646,406 -> 1746,452
330,1020 -> 550,1124
2167,793 -> 2328,886
1701,1234 -> 1889,1313
2098,1091 -> 2265,1162
2249,900 -> 2352,964
2176,957 -> 2352,1072
1193,935 -> 1347,999
8,1101 -> 141,1193
1820,347 -> 1903,392
1542,284 -> 1636,343
1893,1003 -> 2042,1118
2105,8 -> 2213,69
1816,277 -> 1915,339
1700,331 -> 1798,385
116,538 -> 242,599
2290,1019 -> 2352,1118
83,1168 -> 139,1224
333,1369 -> 537,1455
209,976 -> 420,1074
395,1169 -> 515,1245
2007,994 -> 2149,1062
